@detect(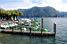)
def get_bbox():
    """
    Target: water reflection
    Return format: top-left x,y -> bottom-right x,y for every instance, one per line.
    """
0,33 -> 56,44
28,36 -> 56,44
